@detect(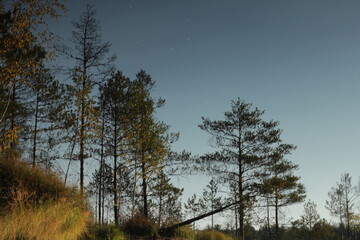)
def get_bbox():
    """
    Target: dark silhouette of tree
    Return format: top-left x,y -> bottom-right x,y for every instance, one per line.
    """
127,70 -> 175,218
63,4 -> 115,194
152,170 -> 183,227
261,143 -> 306,239
326,173 -> 358,240
301,200 -> 320,240
200,178 -> 222,230
100,71 -> 131,225
199,98 -> 284,240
